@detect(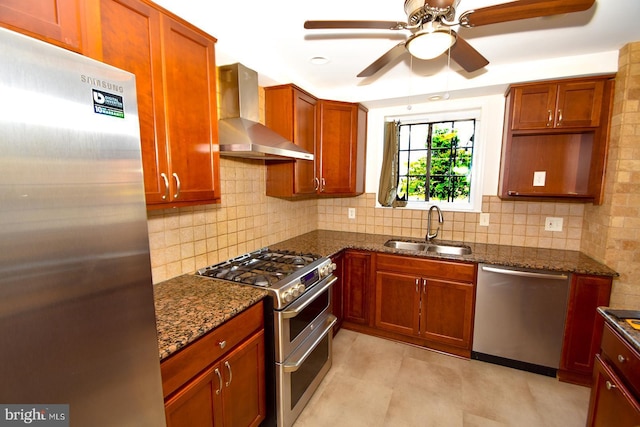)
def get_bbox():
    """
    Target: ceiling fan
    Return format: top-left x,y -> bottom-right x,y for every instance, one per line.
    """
304,0 -> 596,77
